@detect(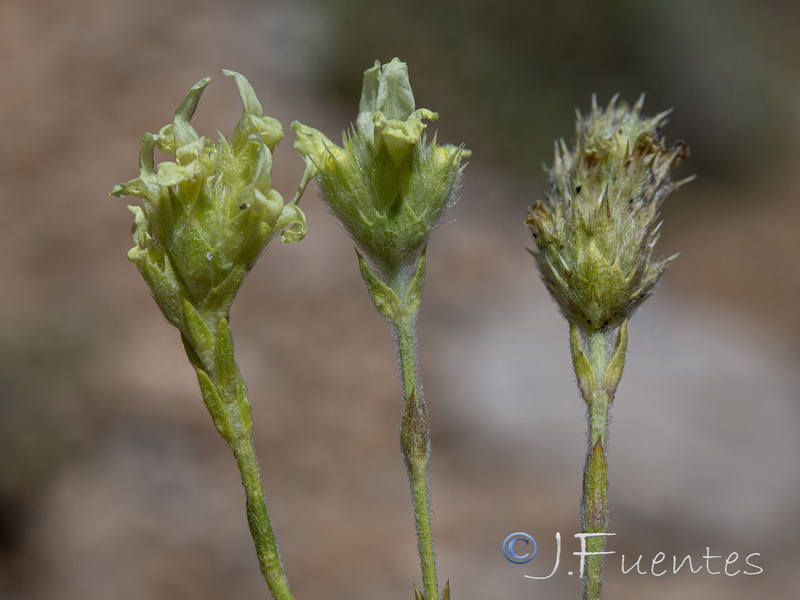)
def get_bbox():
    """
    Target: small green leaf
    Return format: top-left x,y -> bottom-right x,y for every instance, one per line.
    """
604,320 -> 628,398
584,437 -> 608,528
182,300 -> 216,371
357,250 -> 401,322
200,266 -> 245,318
215,317 -> 238,404
132,250 -> 182,329
569,323 -> 595,401
400,247 -> 427,320
413,584 -> 425,600
235,372 -> 253,433
440,580 -> 450,600
400,390 -> 430,468
196,368 -> 235,445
